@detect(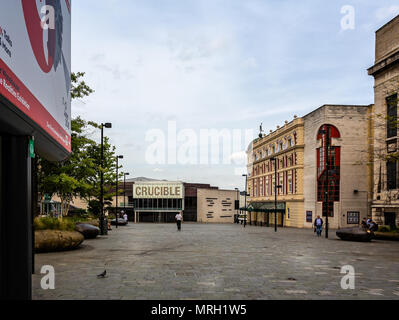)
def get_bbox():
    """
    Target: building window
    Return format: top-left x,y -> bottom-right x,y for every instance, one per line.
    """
387,160 -> 397,190
347,212 -> 360,225
387,94 -> 398,139
317,125 -> 341,217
